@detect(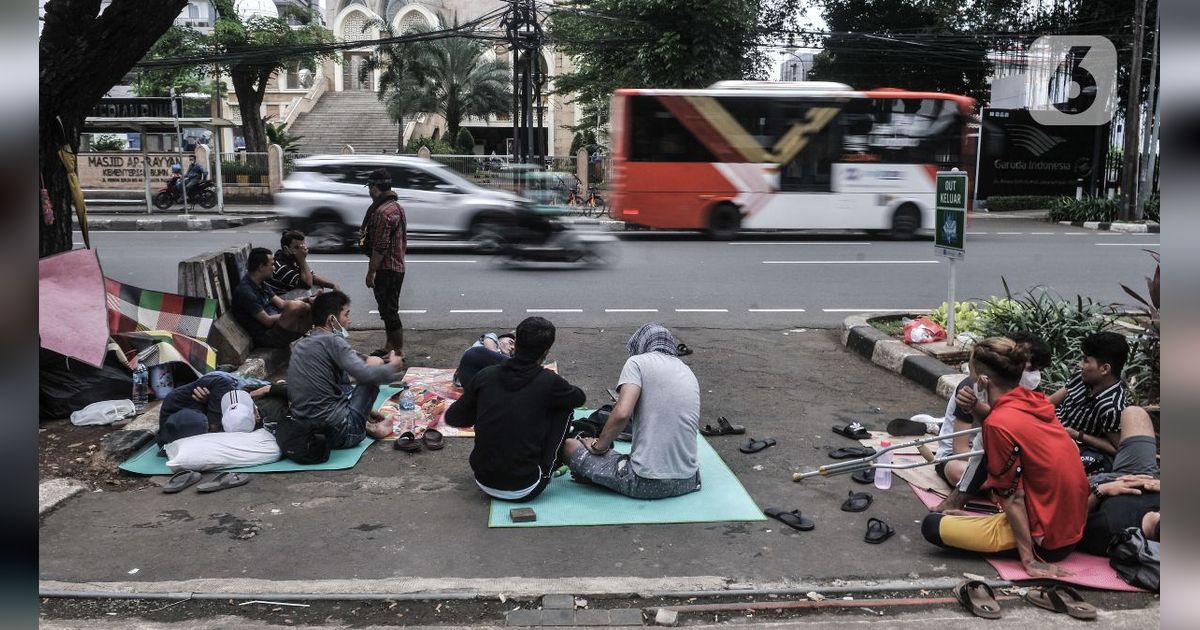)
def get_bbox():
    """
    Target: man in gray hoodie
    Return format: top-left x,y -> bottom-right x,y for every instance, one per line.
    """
287,291 -> 405,449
